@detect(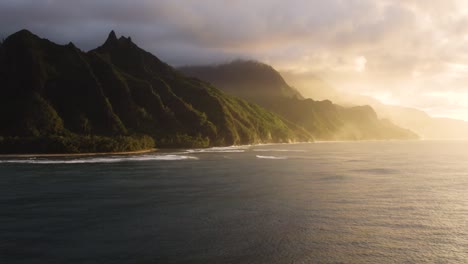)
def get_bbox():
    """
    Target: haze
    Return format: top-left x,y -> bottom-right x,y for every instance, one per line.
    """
2,0 -> 468,121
